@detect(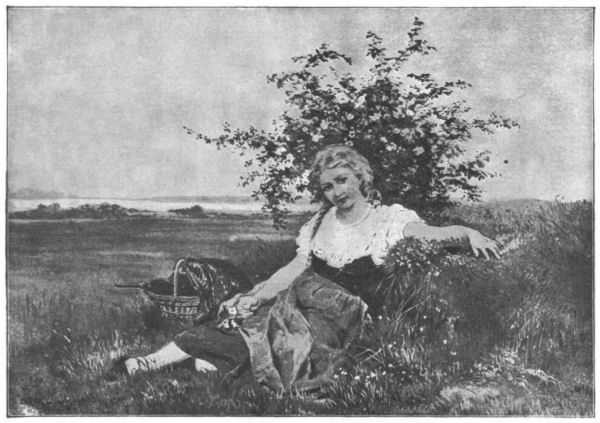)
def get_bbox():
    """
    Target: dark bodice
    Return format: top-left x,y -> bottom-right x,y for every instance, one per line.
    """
310,253 -> 388,316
